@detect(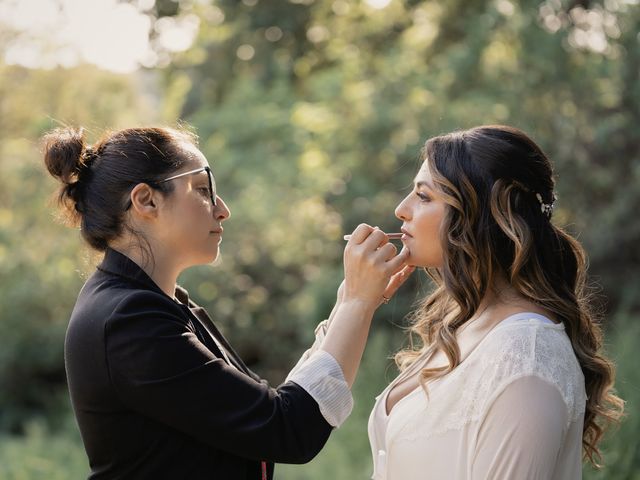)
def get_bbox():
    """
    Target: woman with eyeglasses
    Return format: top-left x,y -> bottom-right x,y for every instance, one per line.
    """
43,126 -> 411,480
